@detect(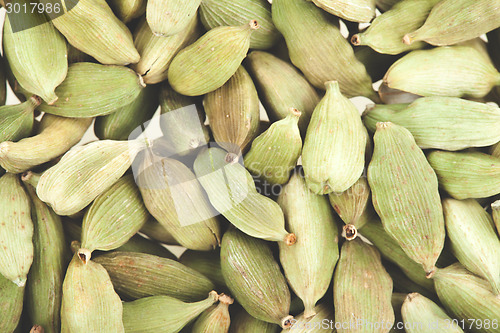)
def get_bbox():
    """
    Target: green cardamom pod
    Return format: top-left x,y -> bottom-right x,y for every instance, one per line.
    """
492,200 -> 500,235
368,122 -> 445,277
179,249 -> 225,289
146,0 -> 201,36
245,51 -> 319,132
277,169 -> 339,318
94,251 -> 215,301
272,0 -> 377,100
302,81 -> 366,194
404,0 -> 500,46
433,263 -> 500,333
50,0 -> 139,65
168,21 -> 259,96
442,198 -> 500,295
0,272 -> 24,332
3,0 -> 67,104
38,62 -> 145,118
427,150 -> 500,200
310,0 -> 376,23
229,308 -> 280,333
203,65 -> 260,154
244,108 -> 302,185
334,238 -> 395,333
363,97 -> 500,150
192,294 -> 233,333
122,291 -> 218,333
376,0 -> 403,11
0,96 -> 40,142
221,228 -> 294,328
107,0 -> 145,23
199,0 -> 279,50
37,139 -> 146,216
384,46 -> 500,98
284,303 -> 335,332
0,114 -> 92,174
